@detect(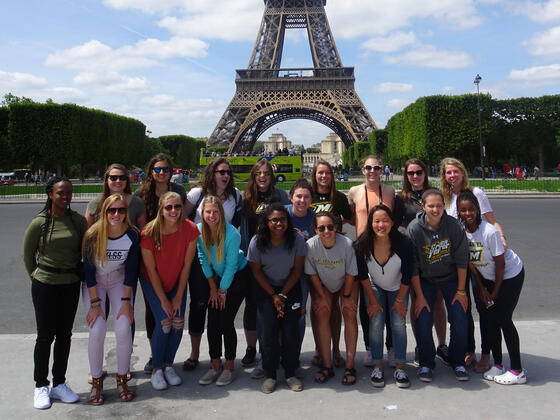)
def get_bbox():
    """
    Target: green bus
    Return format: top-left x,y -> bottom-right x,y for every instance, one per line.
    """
199,152 -> 303,183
